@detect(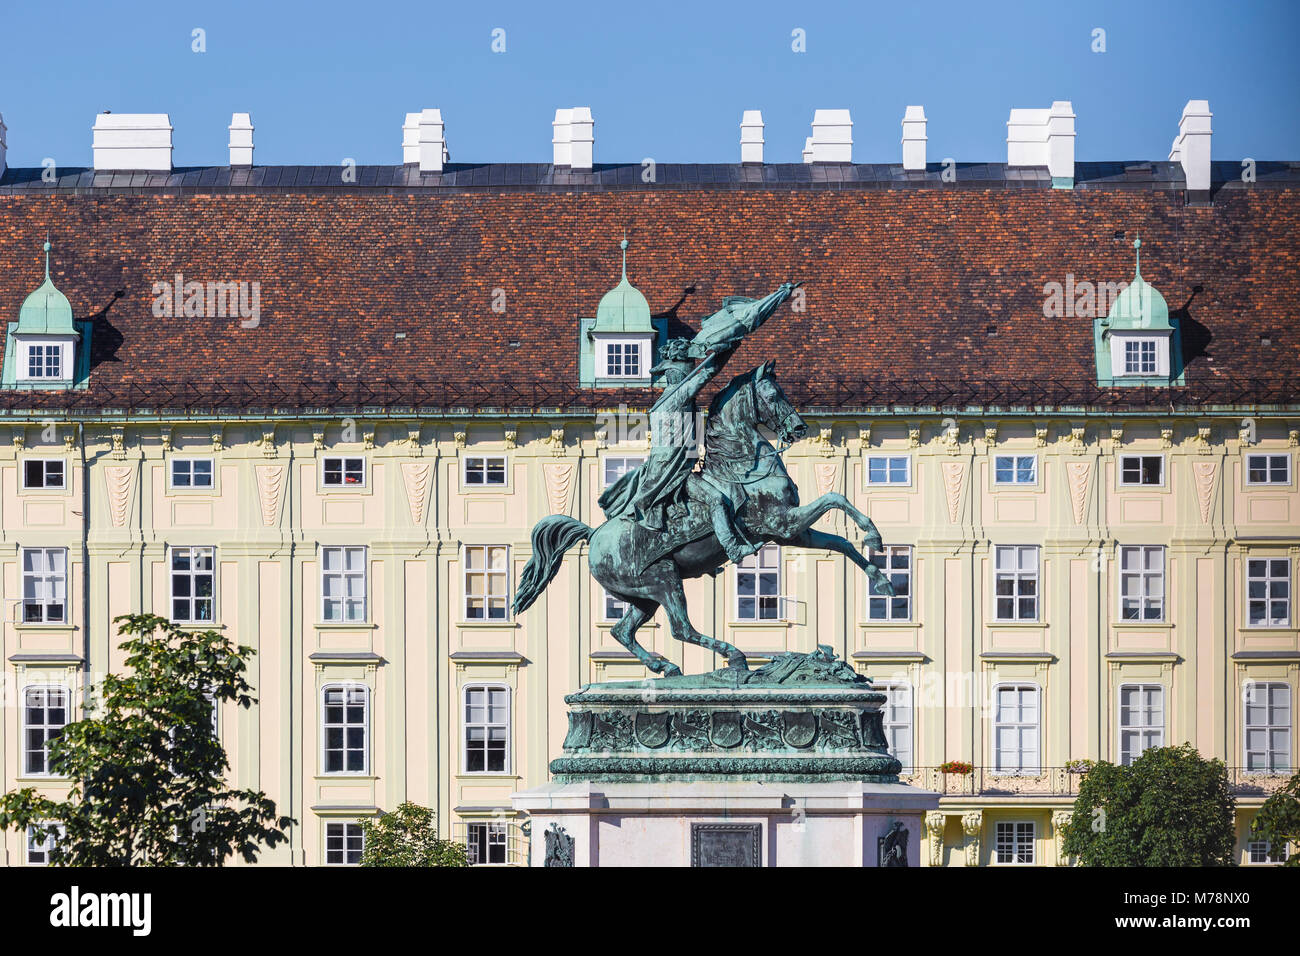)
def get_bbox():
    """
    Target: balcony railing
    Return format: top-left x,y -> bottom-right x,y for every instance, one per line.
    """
899,766 -> 1294,798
